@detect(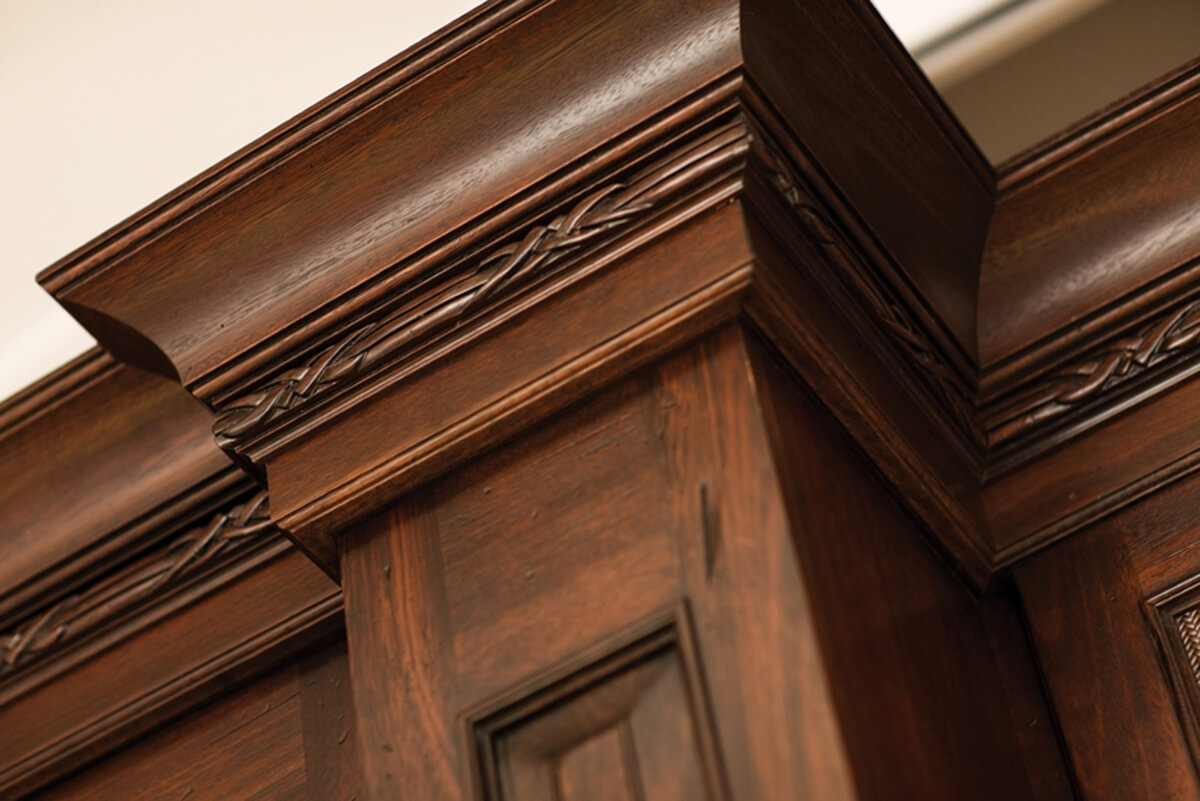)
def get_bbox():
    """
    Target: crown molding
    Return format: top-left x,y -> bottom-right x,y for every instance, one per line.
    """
28,1 -> 1200,792
980,57 -> 1200,380
0,353 -> 238,627
211,115 -> 751,454
0,354 -> 340,798
0,489 -> 272,682
21,0 -> 1200,589
0,543 -> 340,800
